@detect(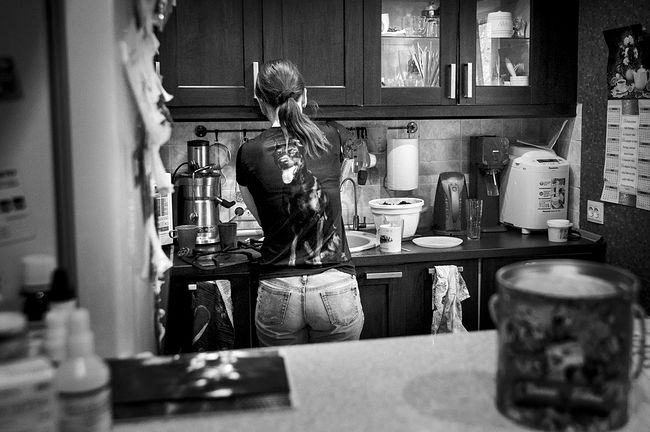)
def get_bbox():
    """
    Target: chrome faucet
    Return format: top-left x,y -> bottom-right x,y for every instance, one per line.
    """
340,177 -> 366,230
